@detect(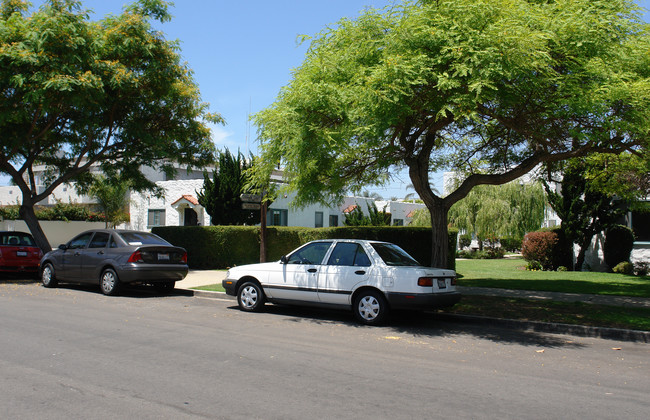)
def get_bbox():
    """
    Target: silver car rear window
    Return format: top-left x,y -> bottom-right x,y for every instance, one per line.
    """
117,232 -> 170,246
